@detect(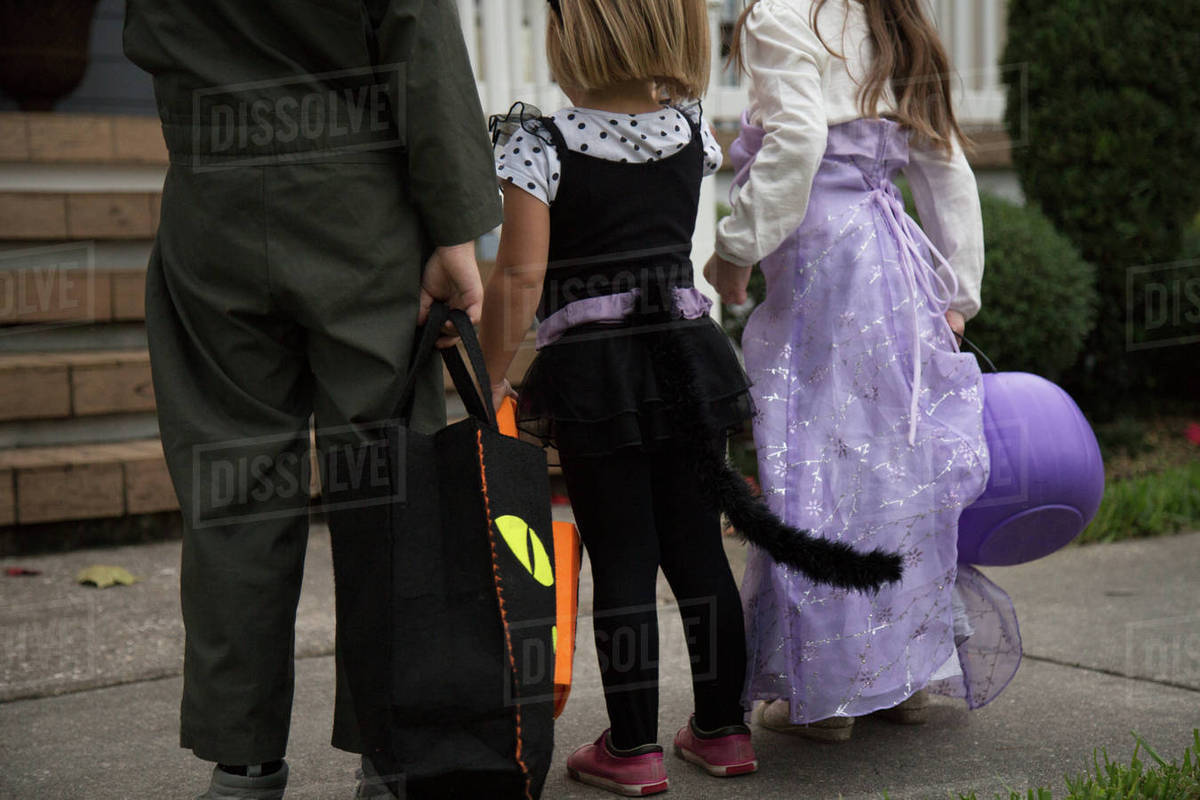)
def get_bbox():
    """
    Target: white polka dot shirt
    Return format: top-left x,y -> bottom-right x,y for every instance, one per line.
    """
496,104 -> 723,206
